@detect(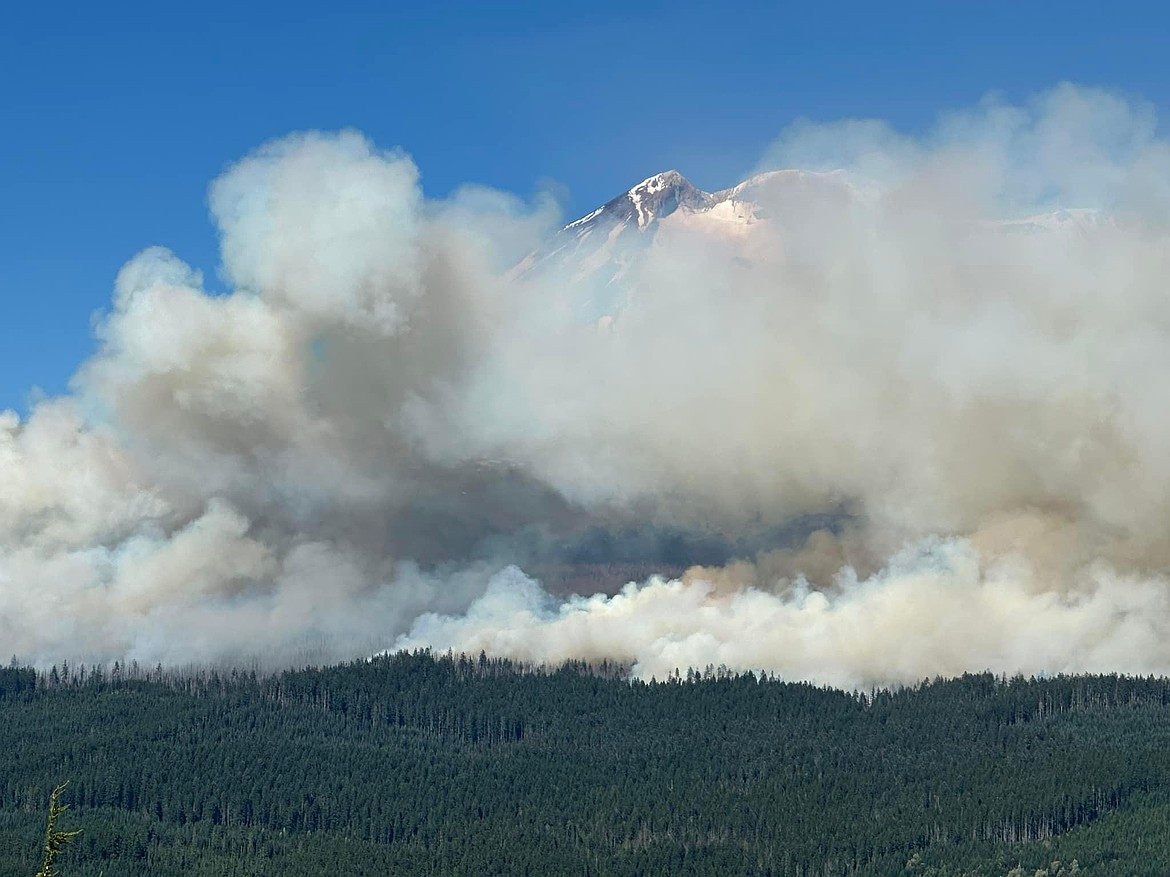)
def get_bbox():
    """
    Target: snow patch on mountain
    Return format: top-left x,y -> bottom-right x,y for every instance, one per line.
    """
993,208 -> 1106,234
